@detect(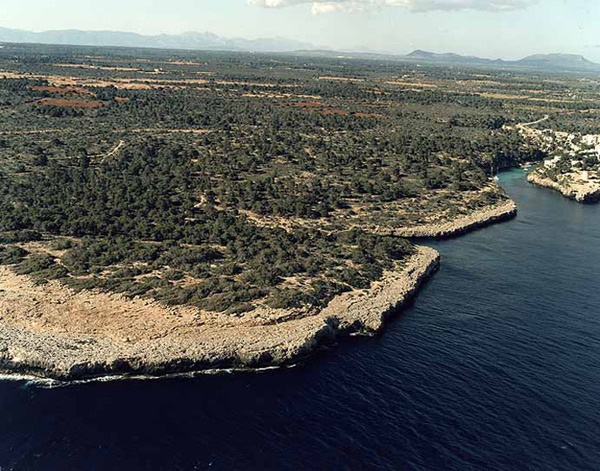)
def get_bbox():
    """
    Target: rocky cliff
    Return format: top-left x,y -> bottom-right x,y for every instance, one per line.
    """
387,200 -> 517,238
528,171 -> 600,203
0,247 -> 440,381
